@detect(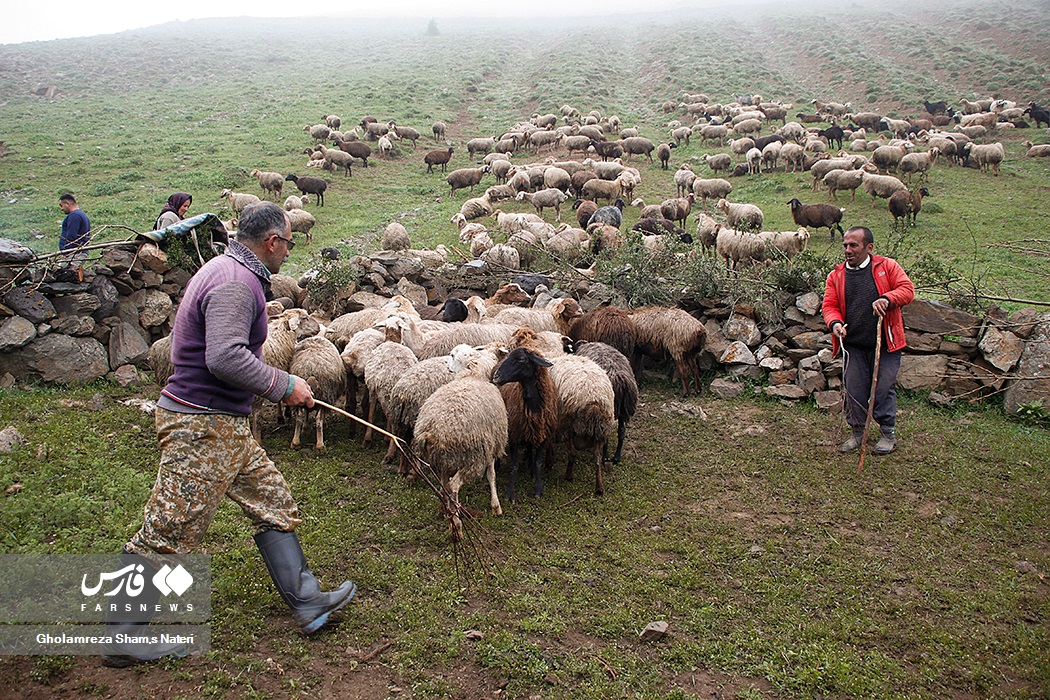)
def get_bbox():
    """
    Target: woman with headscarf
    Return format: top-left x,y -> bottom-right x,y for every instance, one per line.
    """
155,193 -> 192,230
